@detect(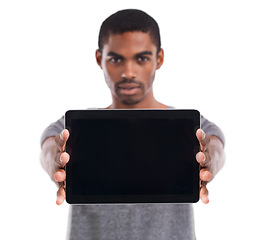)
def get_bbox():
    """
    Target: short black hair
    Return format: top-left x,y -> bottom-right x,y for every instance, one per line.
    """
98,9 -> 161,54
